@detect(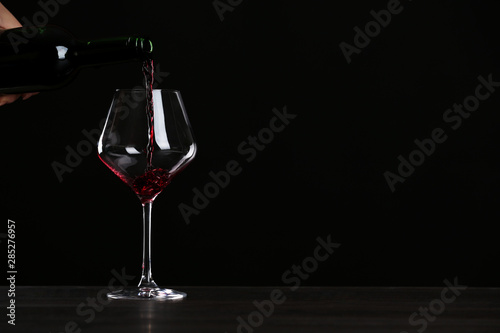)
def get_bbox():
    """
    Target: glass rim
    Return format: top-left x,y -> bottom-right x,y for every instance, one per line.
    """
115,88 -> 180,93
